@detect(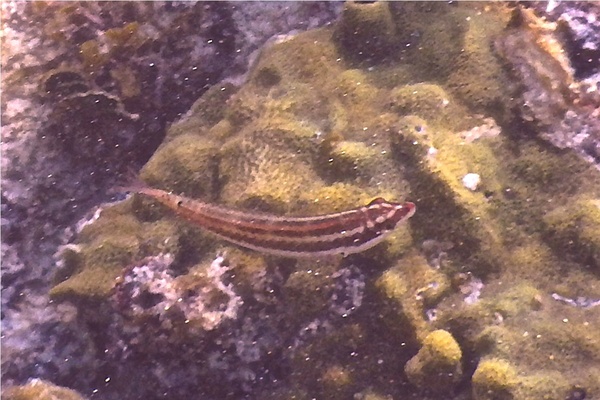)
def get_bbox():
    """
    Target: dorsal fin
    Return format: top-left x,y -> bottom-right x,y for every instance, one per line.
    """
368,197 -> 387,206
